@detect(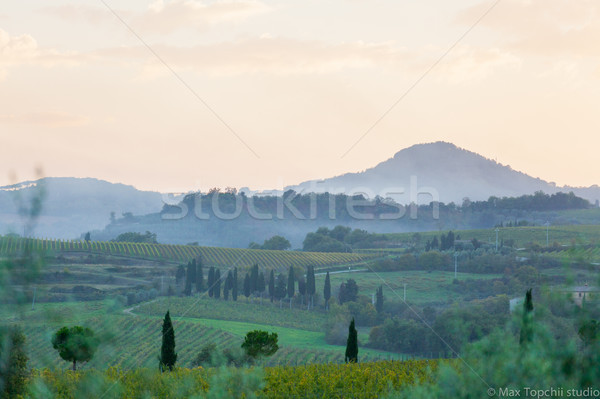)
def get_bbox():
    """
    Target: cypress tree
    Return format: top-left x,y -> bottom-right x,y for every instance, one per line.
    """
159,311 -> 177,371
268,270 -> 275,302
307,266 -> 316,310
519,288 -> 534,345
324,271 -> 331,310
275,273 -> 287,308
344,318 -> 358,363
298,277 -> 306,305
214,269 -> 221,299
190,260 -> 197,293
287,266 -> 295,309
207,267 -> 215,298
195,257 -> 204,292
243,273 -> 251,300
250,264 -> 259,297
223,270 -> 232,300
375,286 -> 384,313
184,261 -> 193,296
175,264 -> 186,285
232,267 -> 238,301
258,271 -> 266,302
